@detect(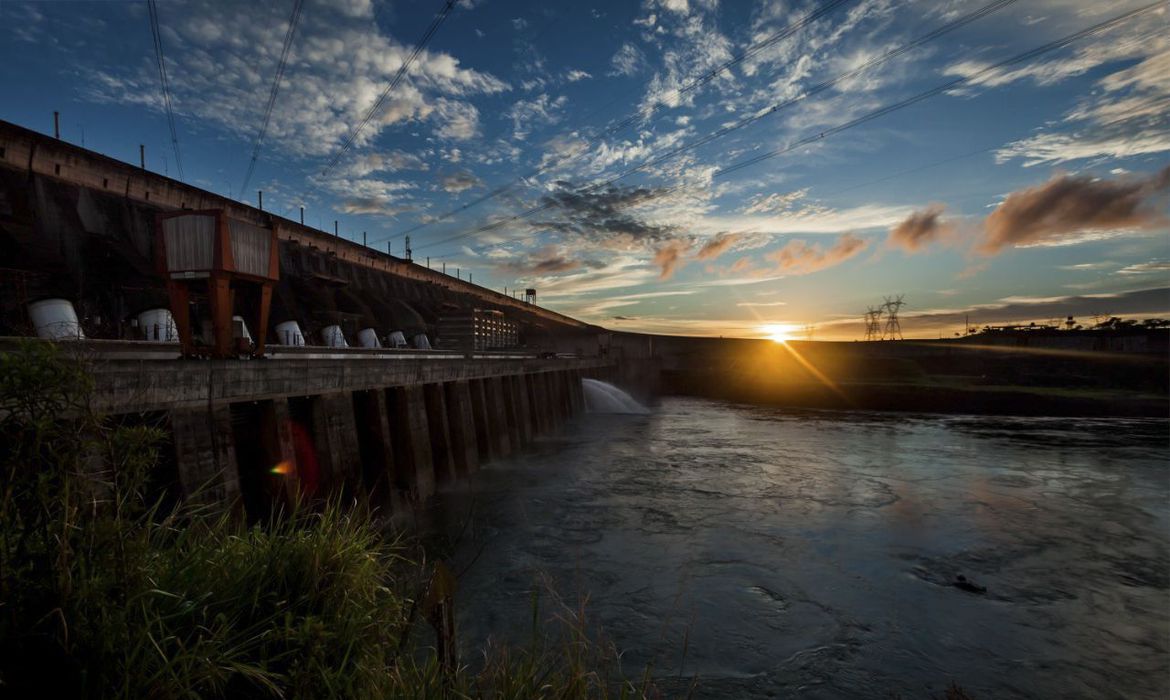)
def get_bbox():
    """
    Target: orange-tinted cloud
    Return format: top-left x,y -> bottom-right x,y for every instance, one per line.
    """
695,232 -> 743,261
888,203 -> 953,252
764,233 -> 869,275
653,239 -> 693,279
980,167 -> 1170,254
